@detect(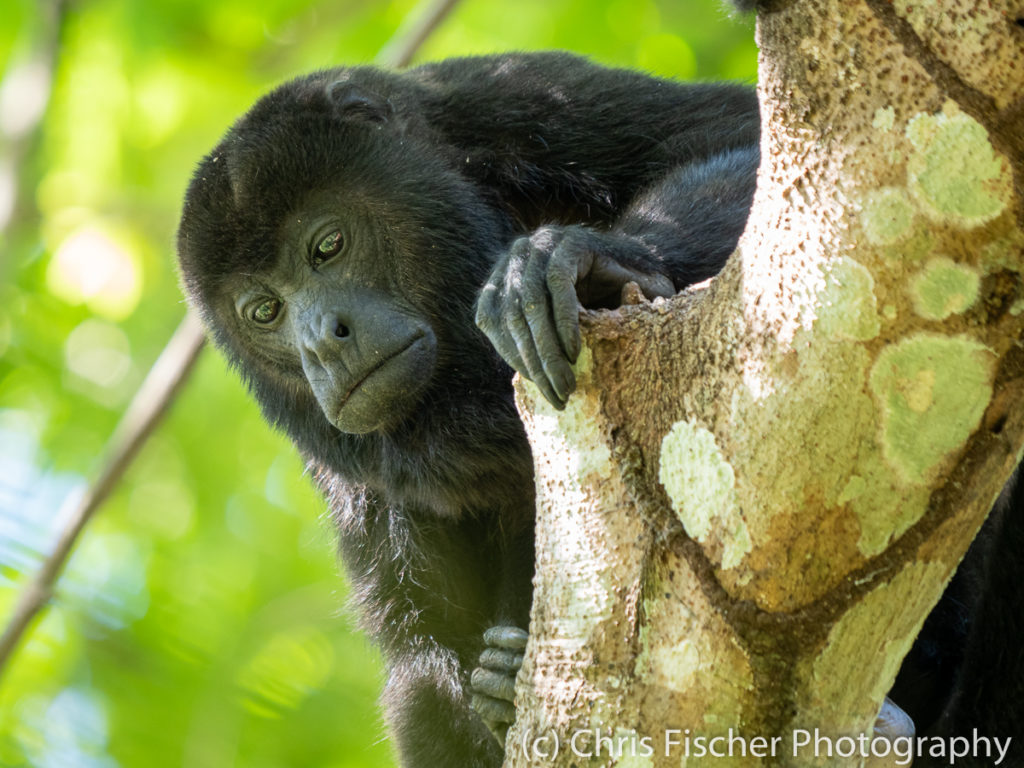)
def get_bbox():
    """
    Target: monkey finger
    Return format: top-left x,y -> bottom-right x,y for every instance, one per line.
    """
470,694 -> 515,726
471,668 -> 517,703
491,331 -> 534,387
520,249 -> 577,399
474,282 -> 506,344
545,256 -> 583,364
506,307 -> 566,408
483,625 -> 529,650
471,693 -> 514,747
519,292 -> 576,403
479,312 -> 527,373
479,648 -> 524,673
520,242 -> 576,399
631,270 -> 675,301
475,287 -> 538,382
